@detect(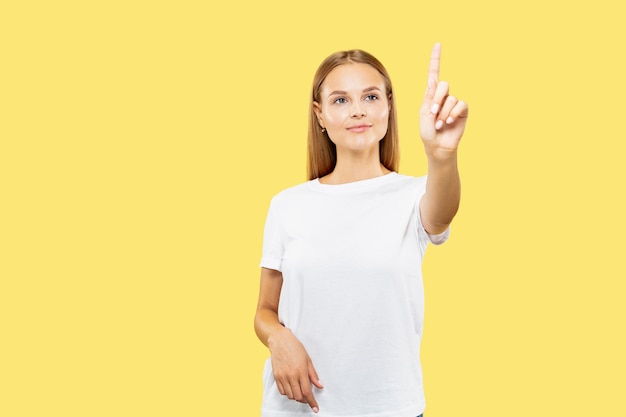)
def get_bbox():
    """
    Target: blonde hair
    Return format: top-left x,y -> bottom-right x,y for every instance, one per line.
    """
307,49 -> 399,180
